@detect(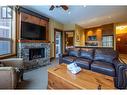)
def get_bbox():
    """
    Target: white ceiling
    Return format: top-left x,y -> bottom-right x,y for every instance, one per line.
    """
24,6 -> 127,28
